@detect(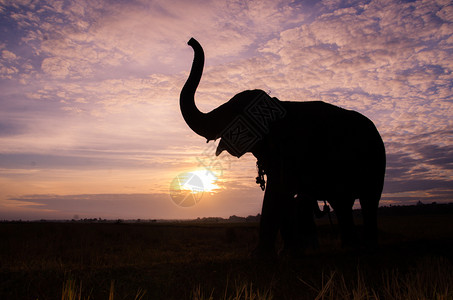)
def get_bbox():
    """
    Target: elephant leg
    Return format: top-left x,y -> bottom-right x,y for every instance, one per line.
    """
253,179 -> 285,258
331,198 -> 357,248
359,194 -> 380,248
306,198 -> 320,249
280,197 -> 297,252
279,195 -> 319,257
296,195 -> 319,250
